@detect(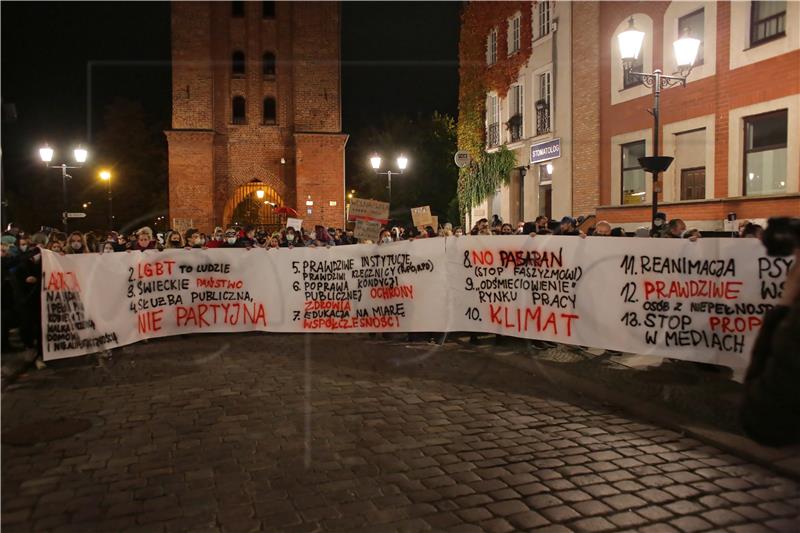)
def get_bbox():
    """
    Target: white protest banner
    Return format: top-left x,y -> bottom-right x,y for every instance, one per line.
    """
286,217 -> 303,230
447,236 -> 787,370
410,206 -> 433,227
348,198 -> 389,223
353,219 -> 382,242
41,237 -> 789,370
41,239 -> 448,360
